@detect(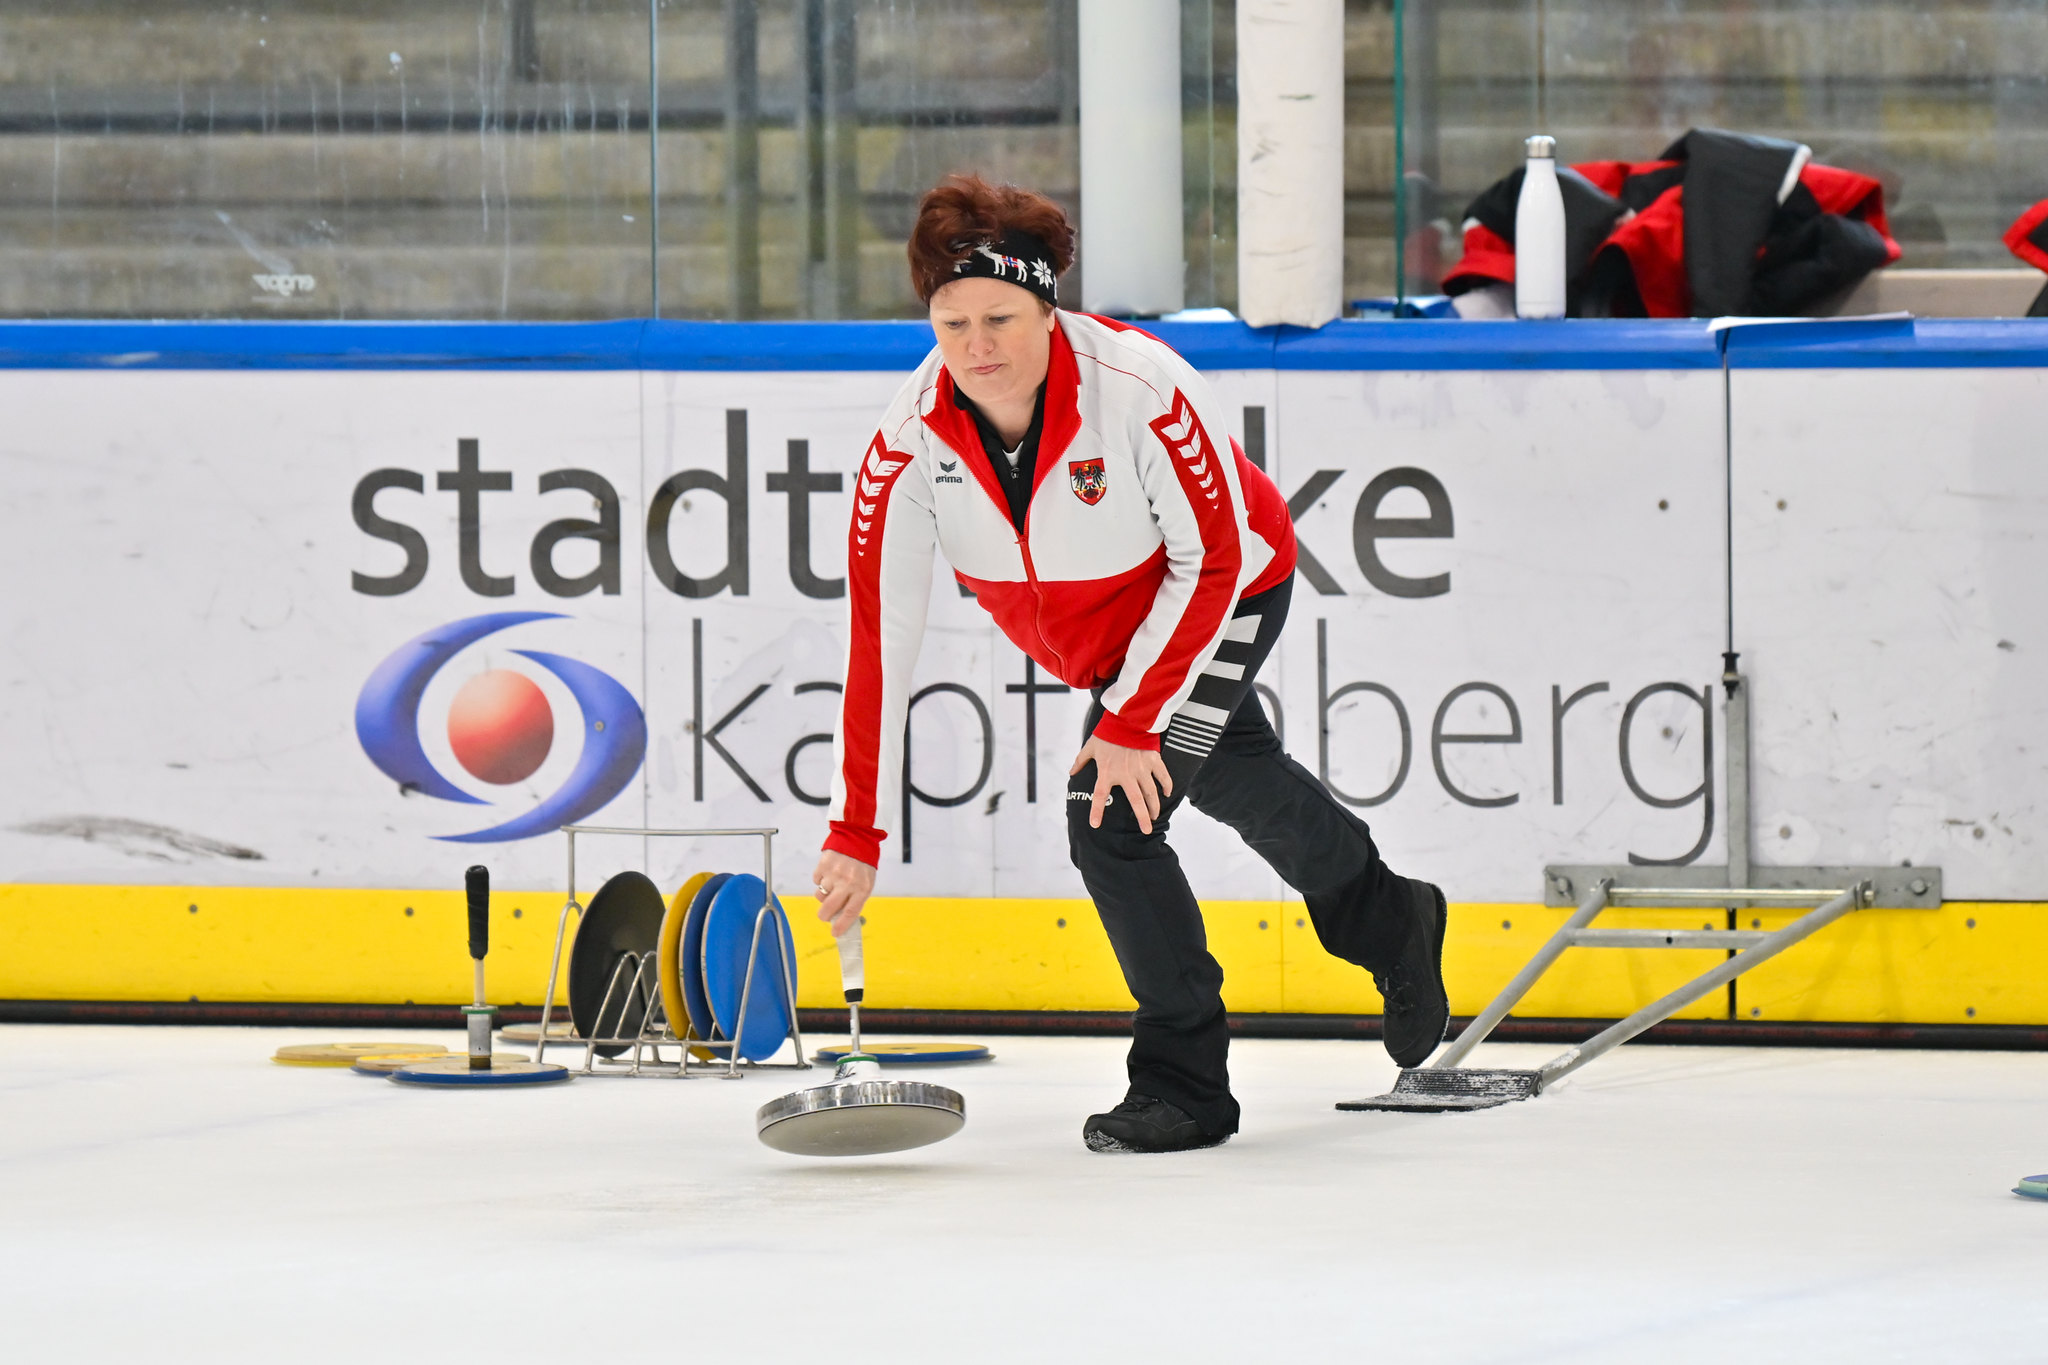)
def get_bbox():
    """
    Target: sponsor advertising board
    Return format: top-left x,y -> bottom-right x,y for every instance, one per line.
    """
0,353 -> 1726,906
